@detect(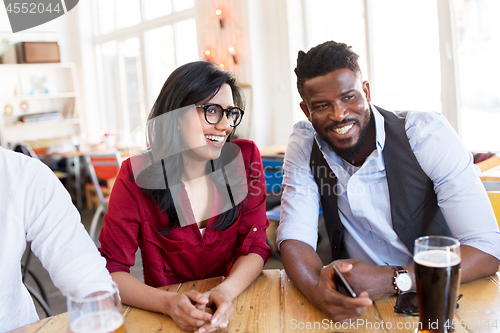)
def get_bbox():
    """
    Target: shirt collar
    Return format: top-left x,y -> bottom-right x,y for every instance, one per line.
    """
372,104 -> 386,152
